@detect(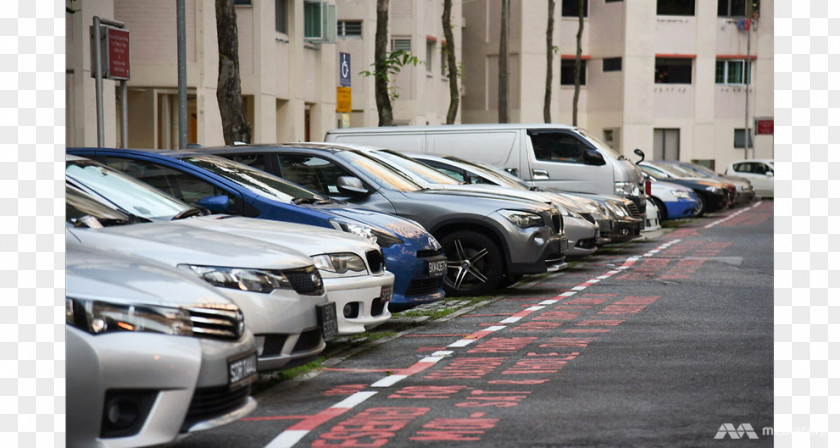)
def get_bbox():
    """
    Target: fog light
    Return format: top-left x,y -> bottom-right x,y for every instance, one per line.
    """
343,302 -> 359,319
533,235 -> 545,246
621,228 -> 629,236
106,399 -> 139,428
